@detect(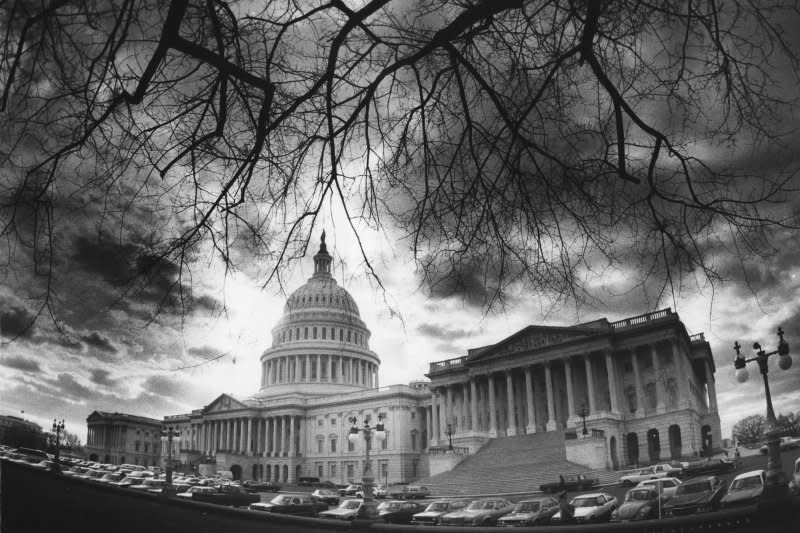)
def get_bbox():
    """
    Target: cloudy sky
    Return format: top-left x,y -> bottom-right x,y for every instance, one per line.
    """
1,1 -> 799,446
